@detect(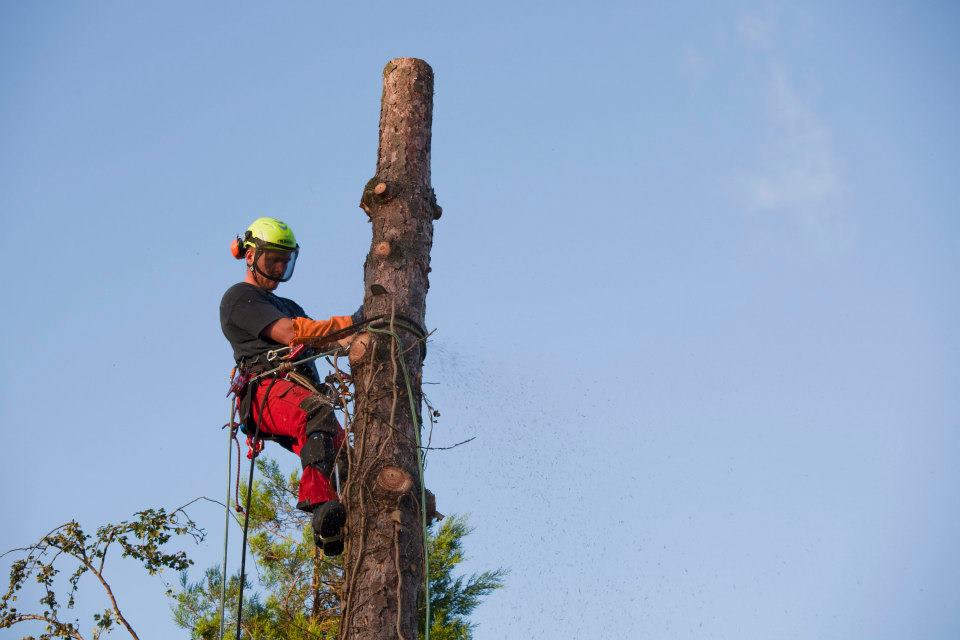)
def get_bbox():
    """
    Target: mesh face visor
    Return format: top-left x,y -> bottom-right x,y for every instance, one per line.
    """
250,243 -> 299,282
